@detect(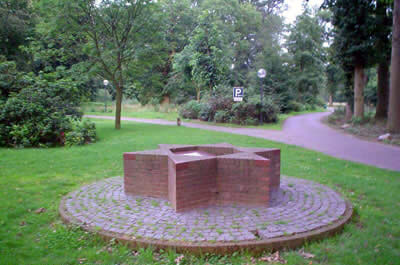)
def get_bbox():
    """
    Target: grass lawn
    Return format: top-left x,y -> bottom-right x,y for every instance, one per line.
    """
1,119 -> 399,264
83,102 -> 327,130
82,102 -> 180,121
